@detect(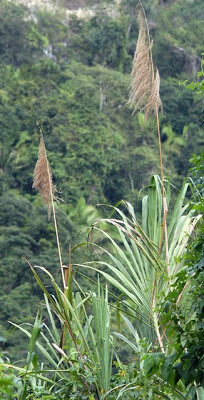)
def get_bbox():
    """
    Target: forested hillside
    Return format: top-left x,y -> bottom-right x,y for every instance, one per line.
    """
0,0 -> 203,362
